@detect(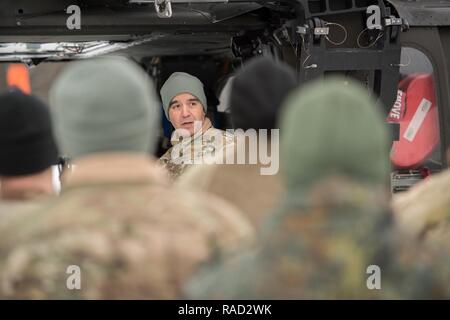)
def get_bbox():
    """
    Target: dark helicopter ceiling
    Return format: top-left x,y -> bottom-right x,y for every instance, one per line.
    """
0,0 -> 449,62
0,0 -> 269,41
0,0 -> 275,62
